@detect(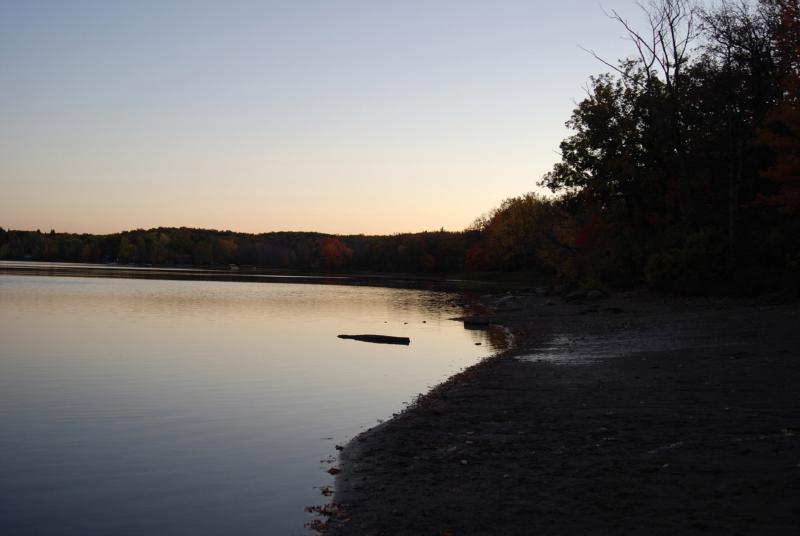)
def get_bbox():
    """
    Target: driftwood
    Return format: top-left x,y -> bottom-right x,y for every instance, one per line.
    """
338,334 -> 411,345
